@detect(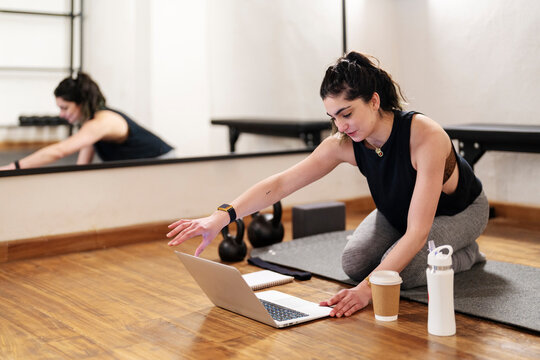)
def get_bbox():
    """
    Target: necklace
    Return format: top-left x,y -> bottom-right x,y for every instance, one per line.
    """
365,140 -> 384,157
